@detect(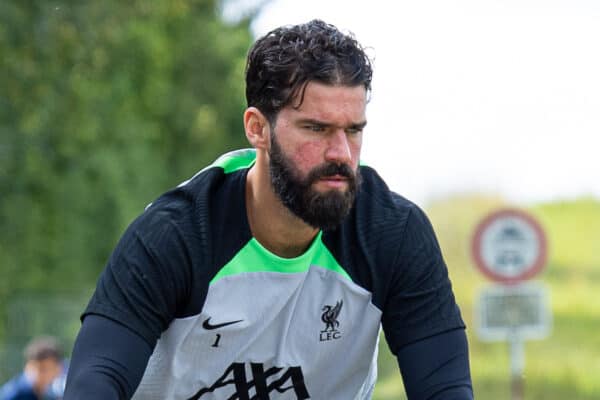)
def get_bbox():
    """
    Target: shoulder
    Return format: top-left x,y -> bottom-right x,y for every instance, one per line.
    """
0,374 -> 35,400
355,166 -> 442,261
332,165 -> 441,277
354,165 -> 427,238
130,149 -> 254,243
323,165 -> 432,278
